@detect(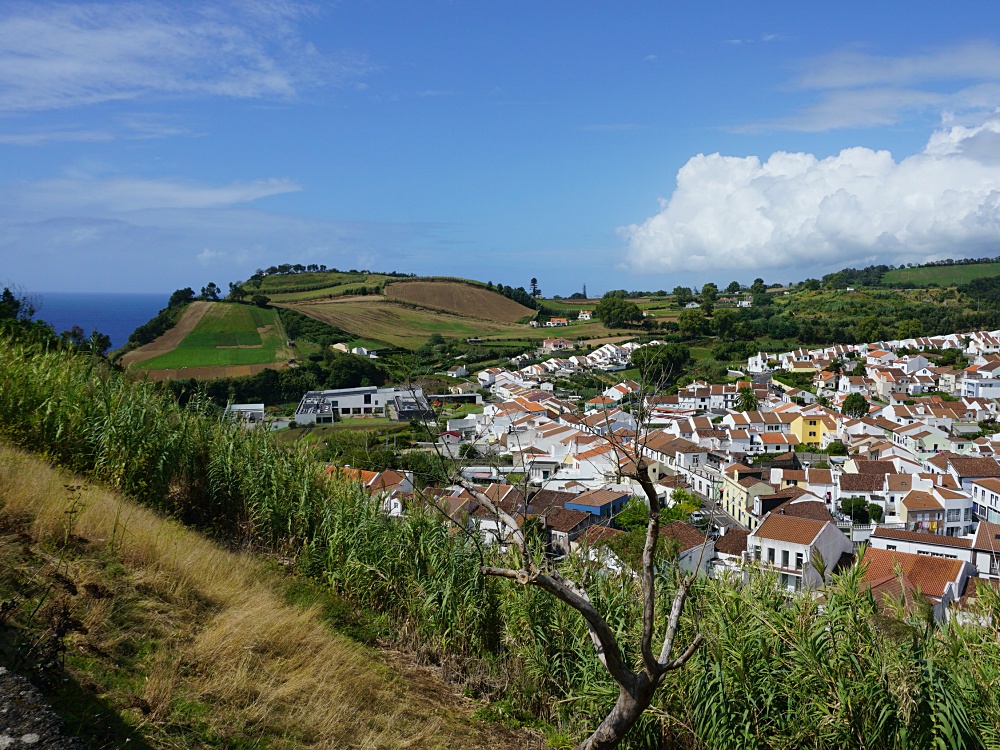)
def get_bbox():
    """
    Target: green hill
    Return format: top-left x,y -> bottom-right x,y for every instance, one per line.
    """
883,261 -> 1000,286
